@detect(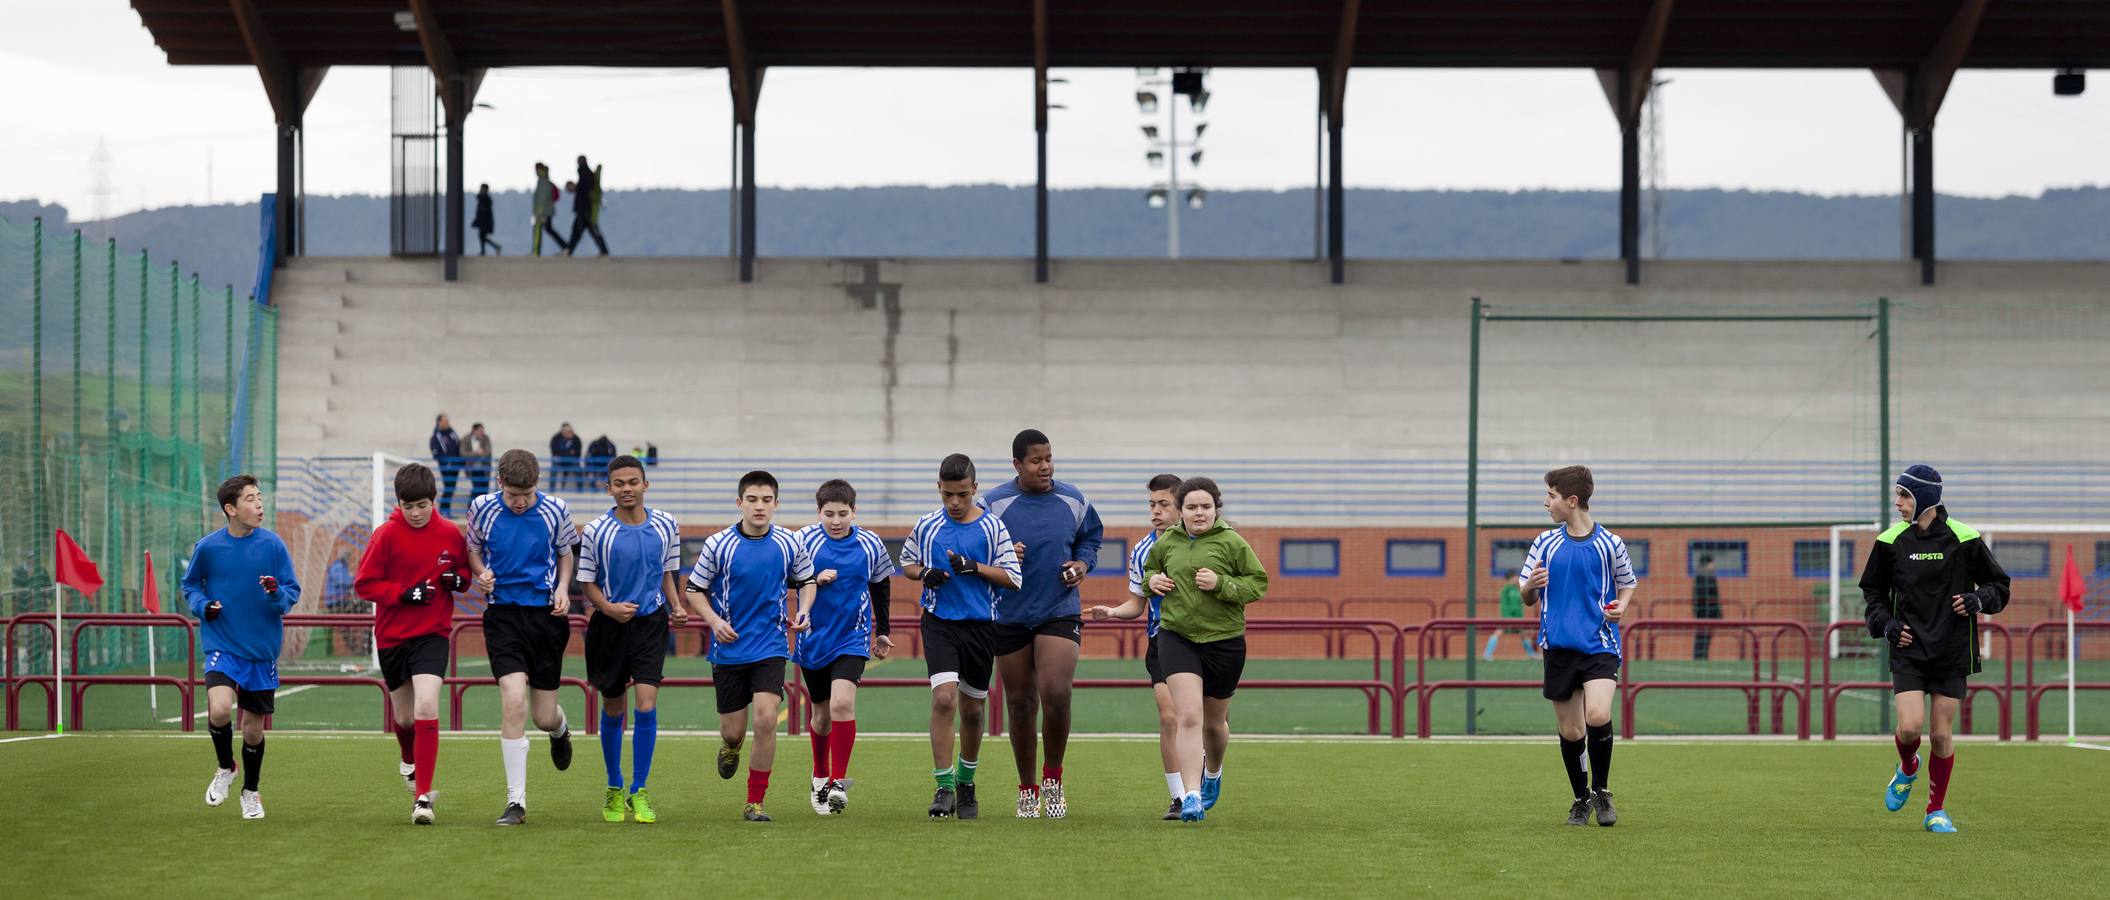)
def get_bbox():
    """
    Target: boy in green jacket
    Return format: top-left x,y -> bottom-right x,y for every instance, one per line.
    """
1143,476 -> 1268,823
